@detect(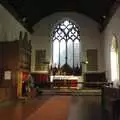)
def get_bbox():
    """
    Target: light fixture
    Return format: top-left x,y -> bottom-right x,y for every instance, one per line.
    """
81,61 -> 88,64
85,61 -> 88,64
102,16 -> 106,19
22,17 -> 27,22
